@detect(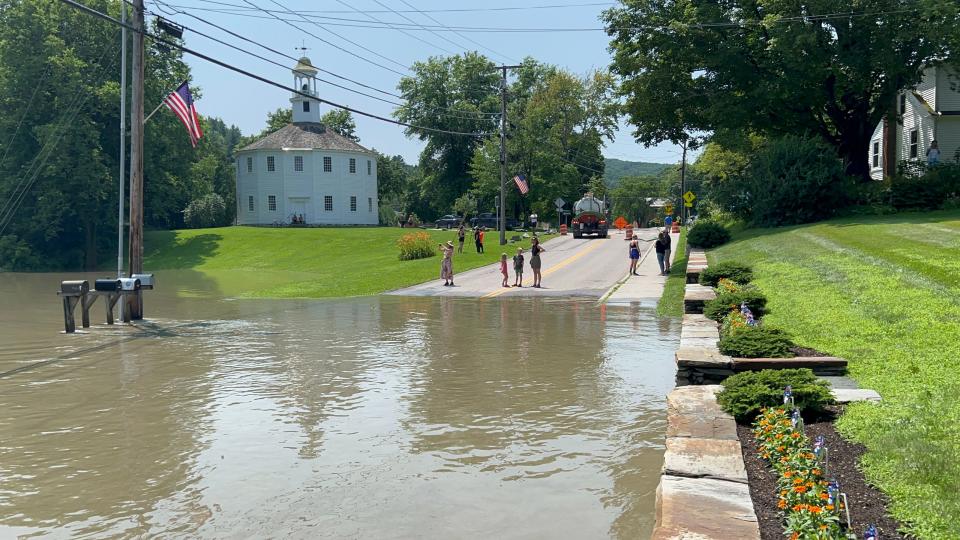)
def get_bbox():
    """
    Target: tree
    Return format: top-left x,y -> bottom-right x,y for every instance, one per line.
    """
605,0 -> 960,180
374,152 -> 410,204
320,109 -> 358,141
